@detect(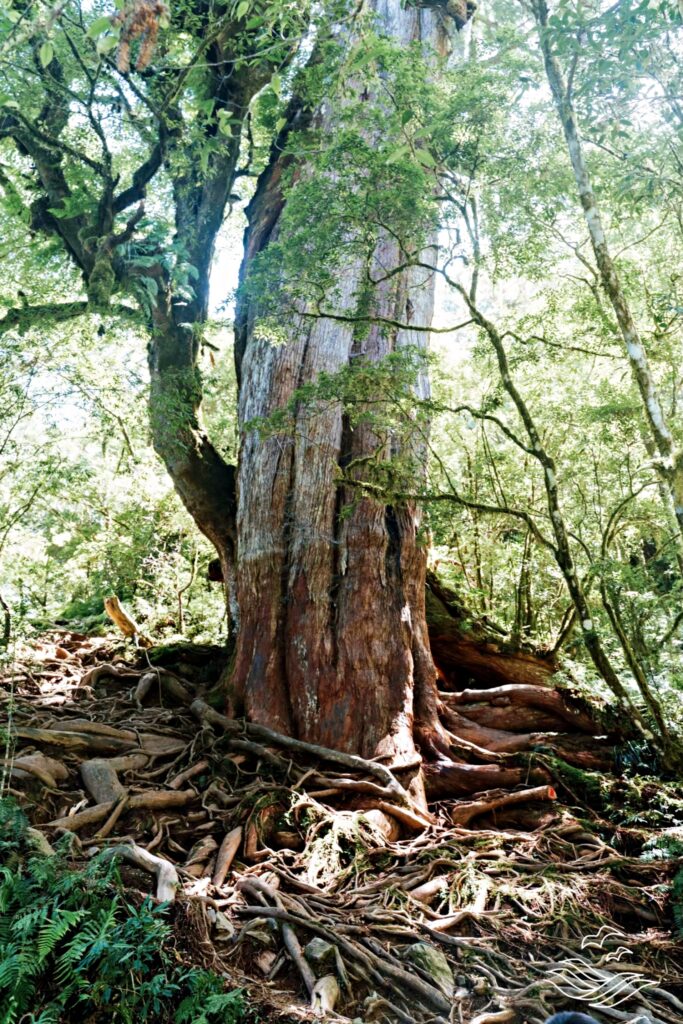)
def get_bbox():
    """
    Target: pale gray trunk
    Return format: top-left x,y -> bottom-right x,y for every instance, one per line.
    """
534,0 -> 683,544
